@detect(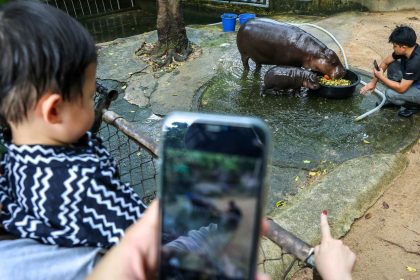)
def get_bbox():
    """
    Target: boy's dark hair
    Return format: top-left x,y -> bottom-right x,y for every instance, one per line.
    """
0,0 -> 97,124
389,25 -> 417,48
